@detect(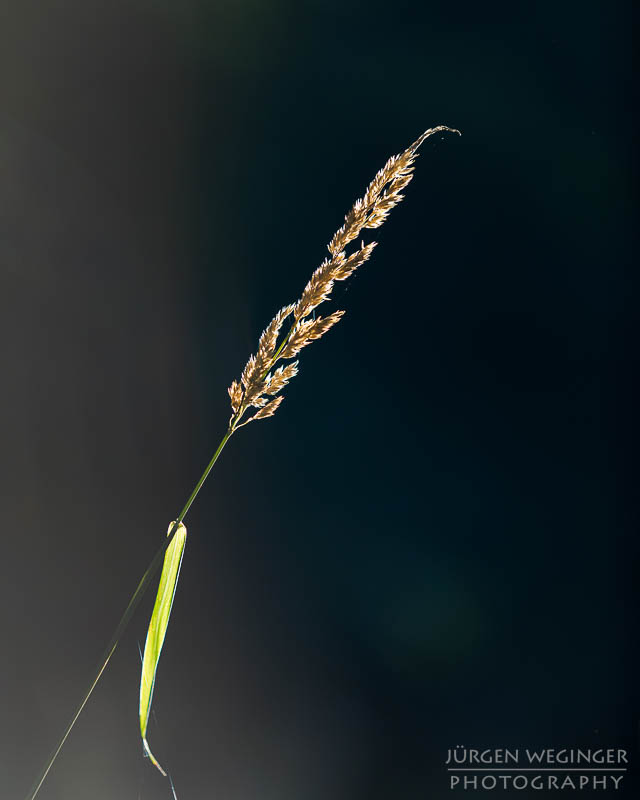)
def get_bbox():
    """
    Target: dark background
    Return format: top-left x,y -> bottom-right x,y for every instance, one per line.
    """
0,1 -> 636,798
